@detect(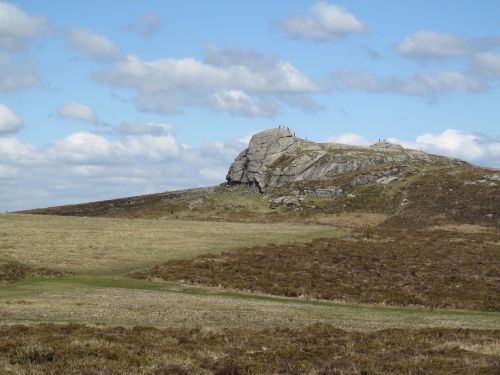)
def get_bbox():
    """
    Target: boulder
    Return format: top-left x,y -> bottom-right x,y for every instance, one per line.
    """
268,195 -> 304,209
305,186 -> 343,197
376,176 -> 398,184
